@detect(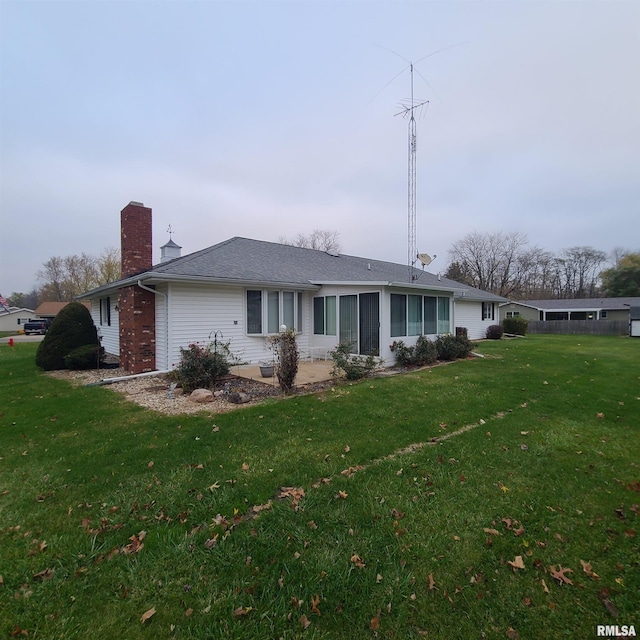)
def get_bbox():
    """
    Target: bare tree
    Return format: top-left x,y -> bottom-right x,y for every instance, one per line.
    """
279,230 -> 341,253
554,246 -> 607,298
97,247 -> 121,284
446,231 -> 532,297
37,248 -> 123,302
